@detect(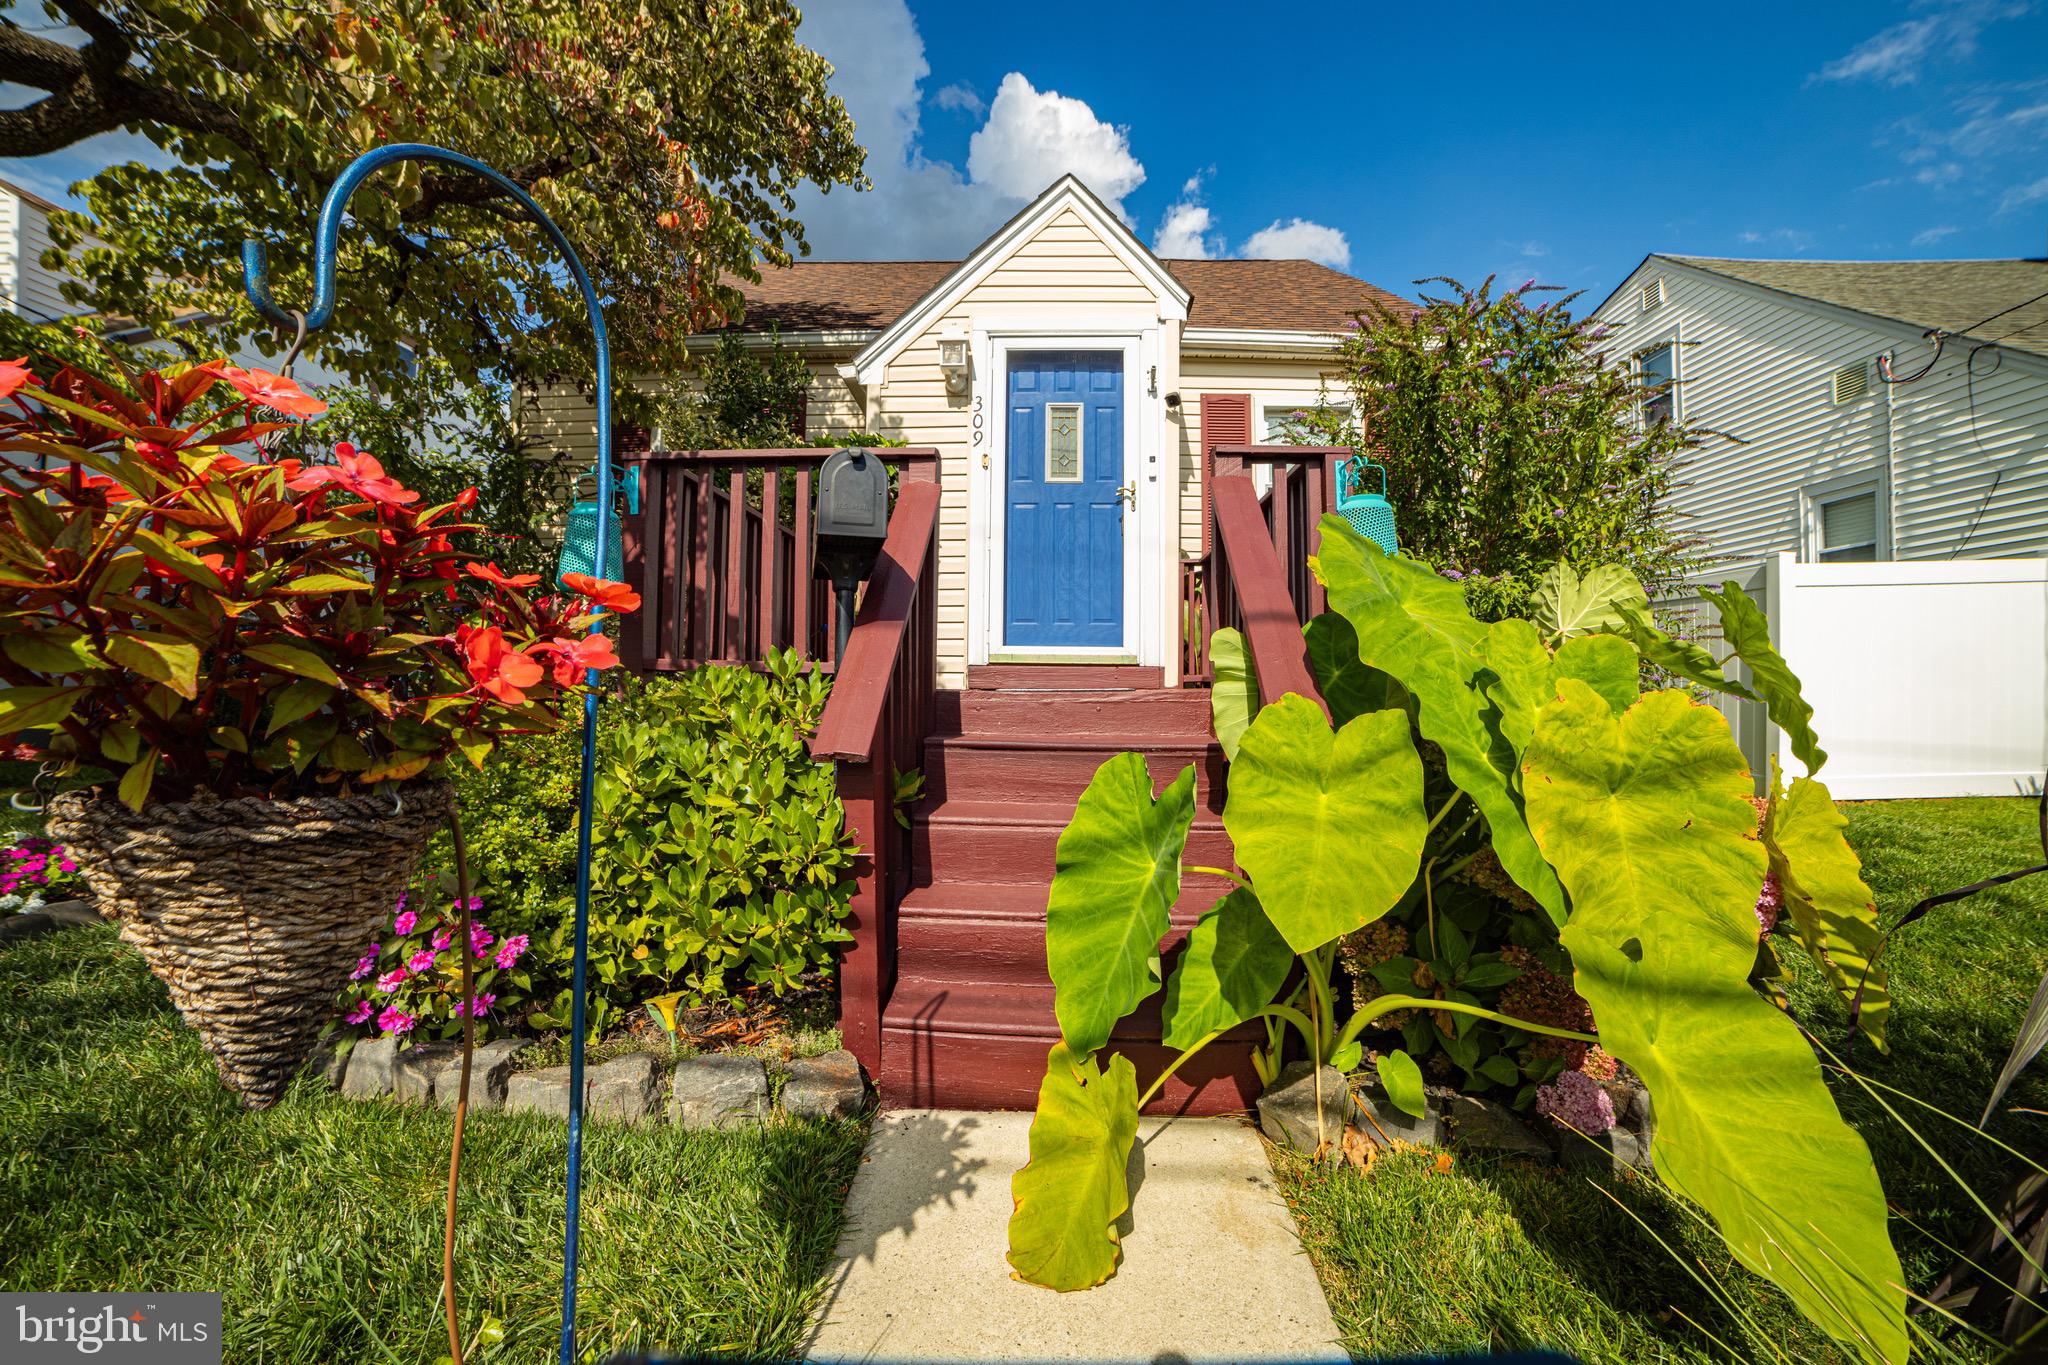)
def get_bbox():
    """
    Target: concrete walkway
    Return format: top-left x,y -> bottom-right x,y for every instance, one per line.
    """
805,1109 -> 1346,1363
